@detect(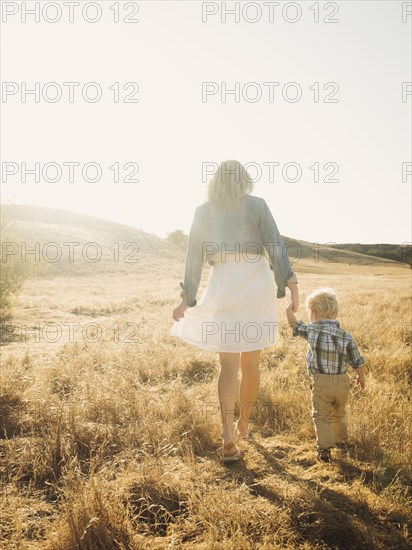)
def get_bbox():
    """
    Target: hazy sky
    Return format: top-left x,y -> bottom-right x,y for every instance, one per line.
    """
1,0 -> 411,244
